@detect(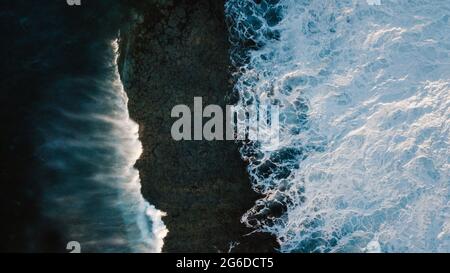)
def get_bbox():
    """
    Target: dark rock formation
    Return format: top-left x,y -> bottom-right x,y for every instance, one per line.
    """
119,0 -> 278,252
